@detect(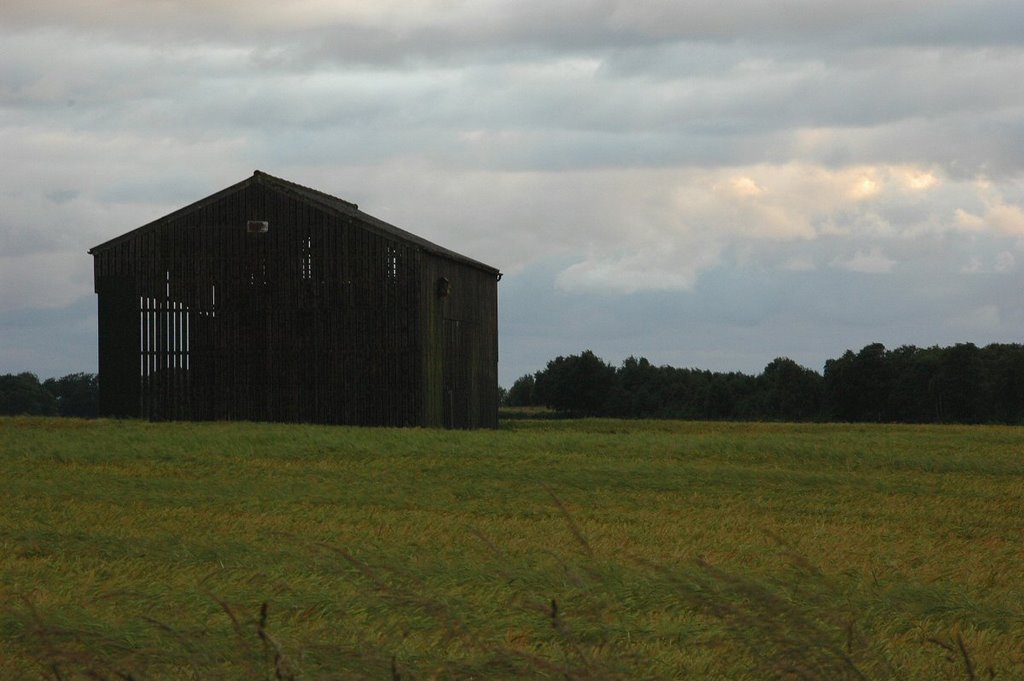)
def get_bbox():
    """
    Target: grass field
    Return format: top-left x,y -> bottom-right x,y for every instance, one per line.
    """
1,417 -> 1022,679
